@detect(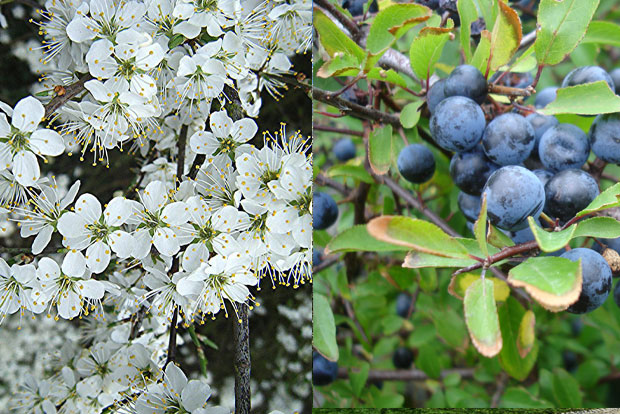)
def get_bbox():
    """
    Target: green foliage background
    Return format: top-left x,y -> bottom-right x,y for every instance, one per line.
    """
314,0 -> 620,409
